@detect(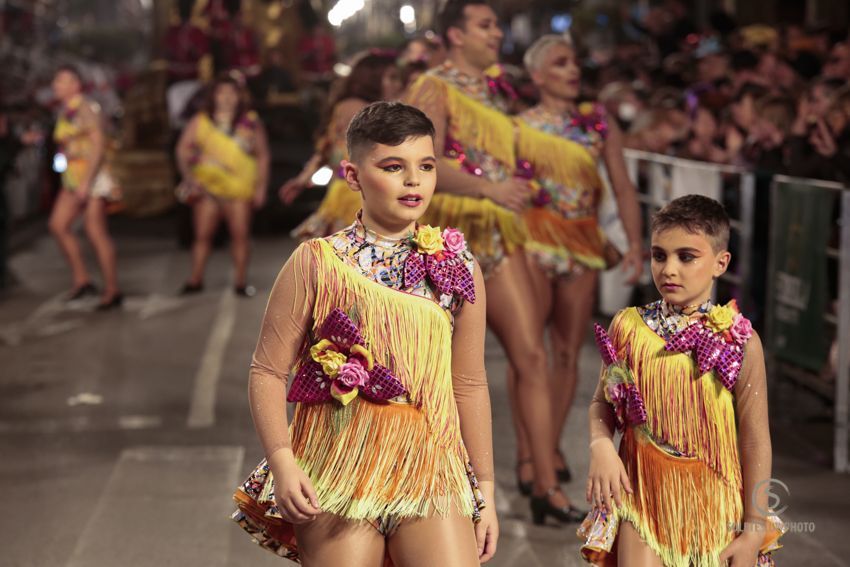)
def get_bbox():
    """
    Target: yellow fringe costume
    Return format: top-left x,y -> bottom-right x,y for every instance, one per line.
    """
191,112 -> 259,201
232,221 -> 490,564
405,64 -> 528,274
579,305 -> 785,567
291,113 -> 361,240
53,95 -> 120,202
516,103 -> 611,279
